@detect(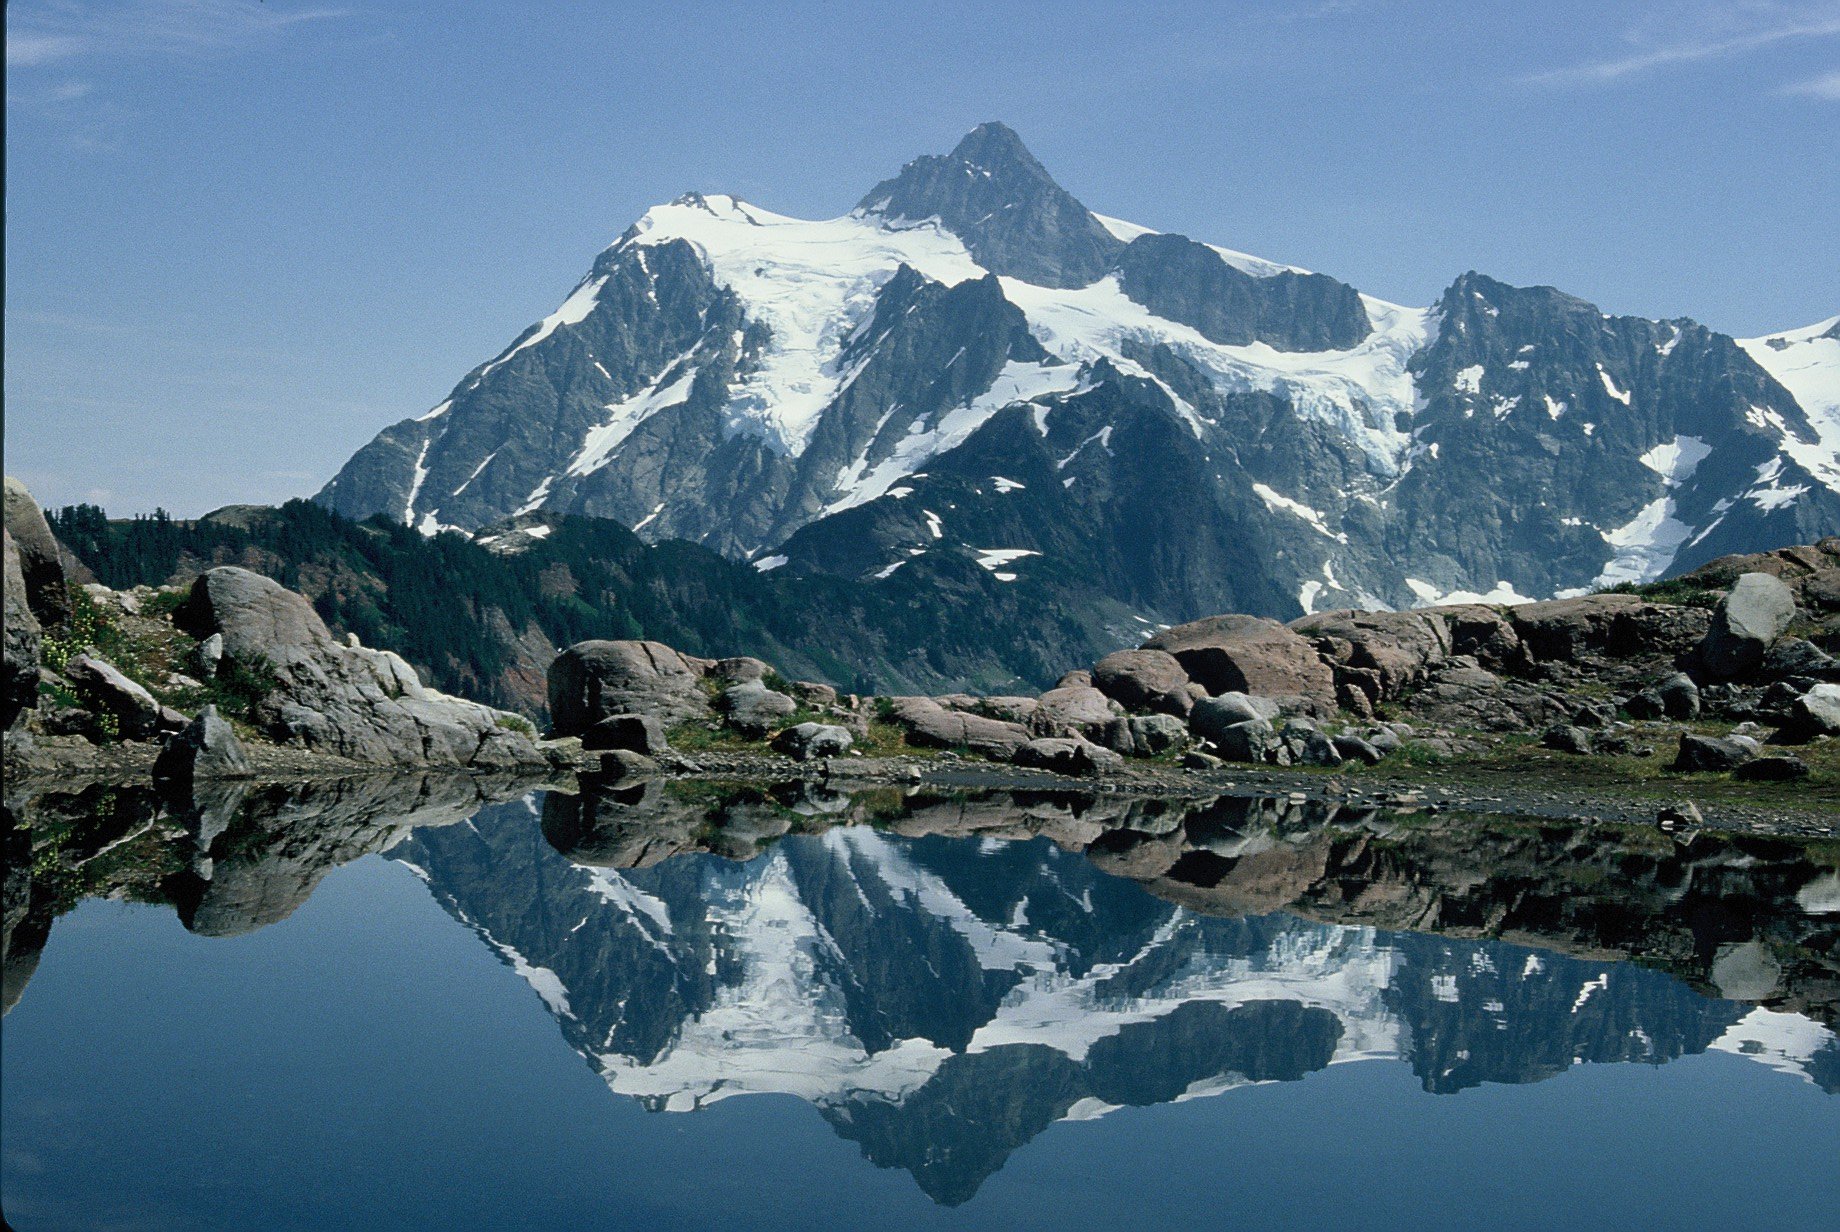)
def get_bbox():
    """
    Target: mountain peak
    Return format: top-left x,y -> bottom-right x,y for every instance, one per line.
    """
855,122 -> 1122,289
947,121 -> 1039,170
